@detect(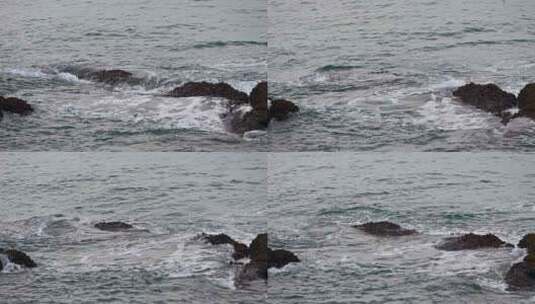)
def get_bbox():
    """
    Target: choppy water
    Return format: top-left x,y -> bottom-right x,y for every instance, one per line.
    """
0,153 -> 267,303
268,0 -> 535,151
1,0 -> 535,150
268,153 -> 535,303
1,153 -> 534,303
0,0 -> 267,151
